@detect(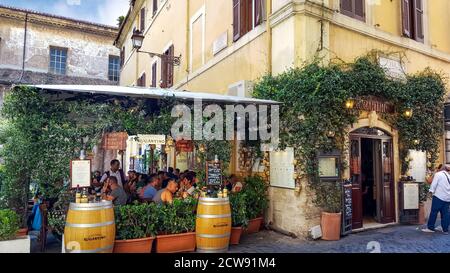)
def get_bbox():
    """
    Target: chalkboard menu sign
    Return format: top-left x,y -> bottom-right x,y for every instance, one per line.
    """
342,179 -> 353,235
206,161 -> 222,186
